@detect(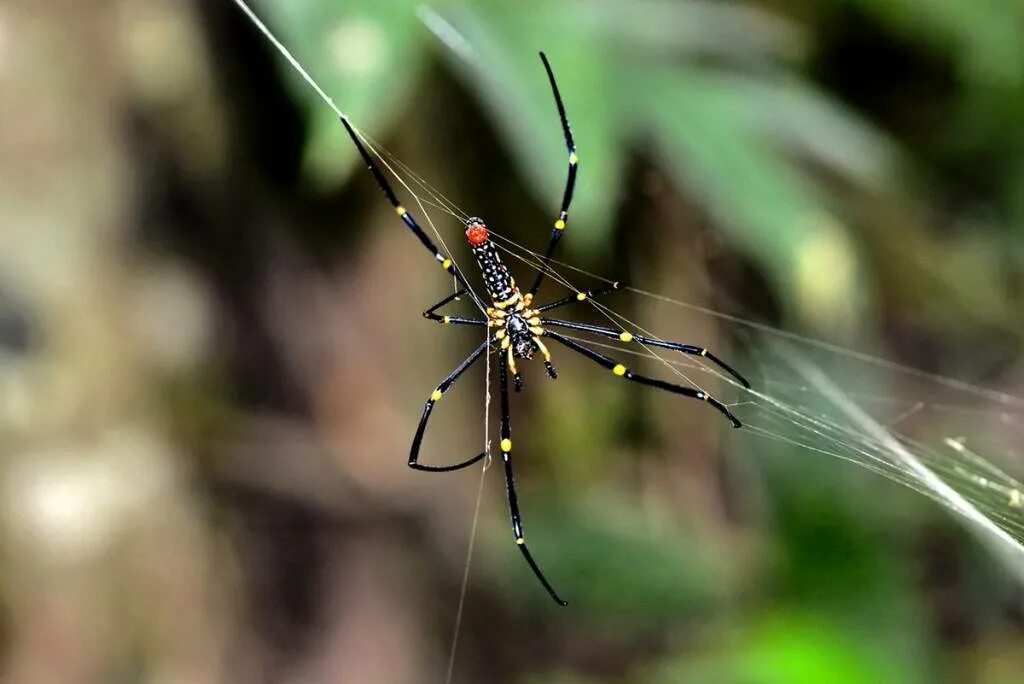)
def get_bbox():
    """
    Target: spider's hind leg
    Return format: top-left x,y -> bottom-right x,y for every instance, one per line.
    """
540,318 -> 750,389
544,330 -> 743,428
499,355 -> 567,606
